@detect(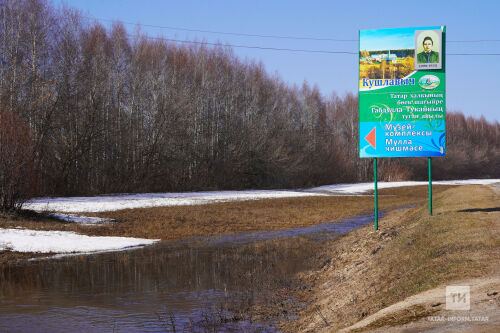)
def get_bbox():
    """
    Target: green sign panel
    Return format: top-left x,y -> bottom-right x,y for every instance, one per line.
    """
359,26 -> 446,158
